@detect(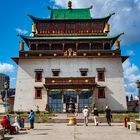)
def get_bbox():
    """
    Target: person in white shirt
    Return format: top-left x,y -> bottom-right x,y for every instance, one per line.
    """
82,106 -> 89,126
